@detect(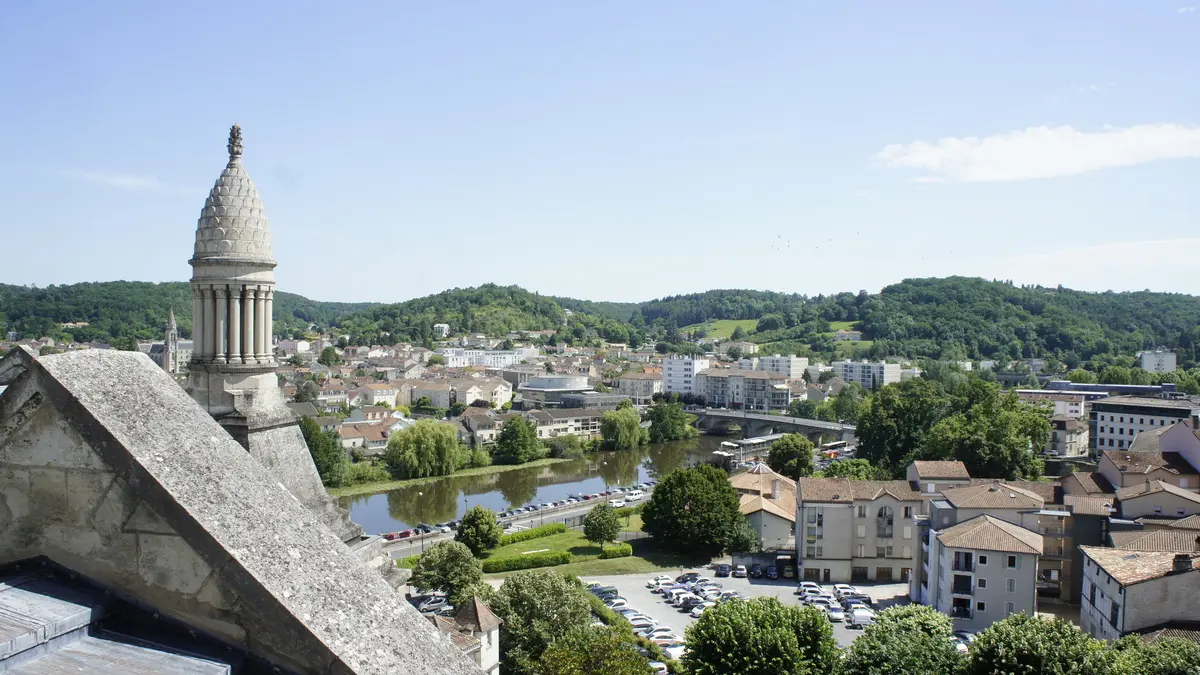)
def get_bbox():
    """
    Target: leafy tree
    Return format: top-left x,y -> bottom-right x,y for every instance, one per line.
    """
726,516 -> 761,553
842,605 -> 965,675
317,346 -> 342,366
731,325 -> 747,340
821,458 -> 891,481
856,378 -> 954,476
414,395 -> 433,409
727,346 -> 743,360
643,464 -> 741,555
600,407 -> 647,450
384,420 -> 462,478
682,597 -> 838,675
616,398 -> 634,410
583,503 -> 621,547
492,571 -> 593,675
546,434 -> 587,459
647,402 -> 699,443
788,399 -> 820,419
494,416 -> 546,465
298,416 -> 349,487
968,614 -> 1110,675
410,541 -> 484,608
539,626 -> 654,675
449,401 -> 468,417
924,387 -> 1049,479
426,353 -> 446,366
766,434 -> 816,480
829,382 -> 867,423
455,505 -> 502,555
1110,635 -> 1200,675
